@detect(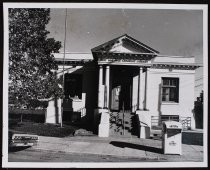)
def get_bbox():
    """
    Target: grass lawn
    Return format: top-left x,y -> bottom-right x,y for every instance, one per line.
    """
9,120 -> 78,138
